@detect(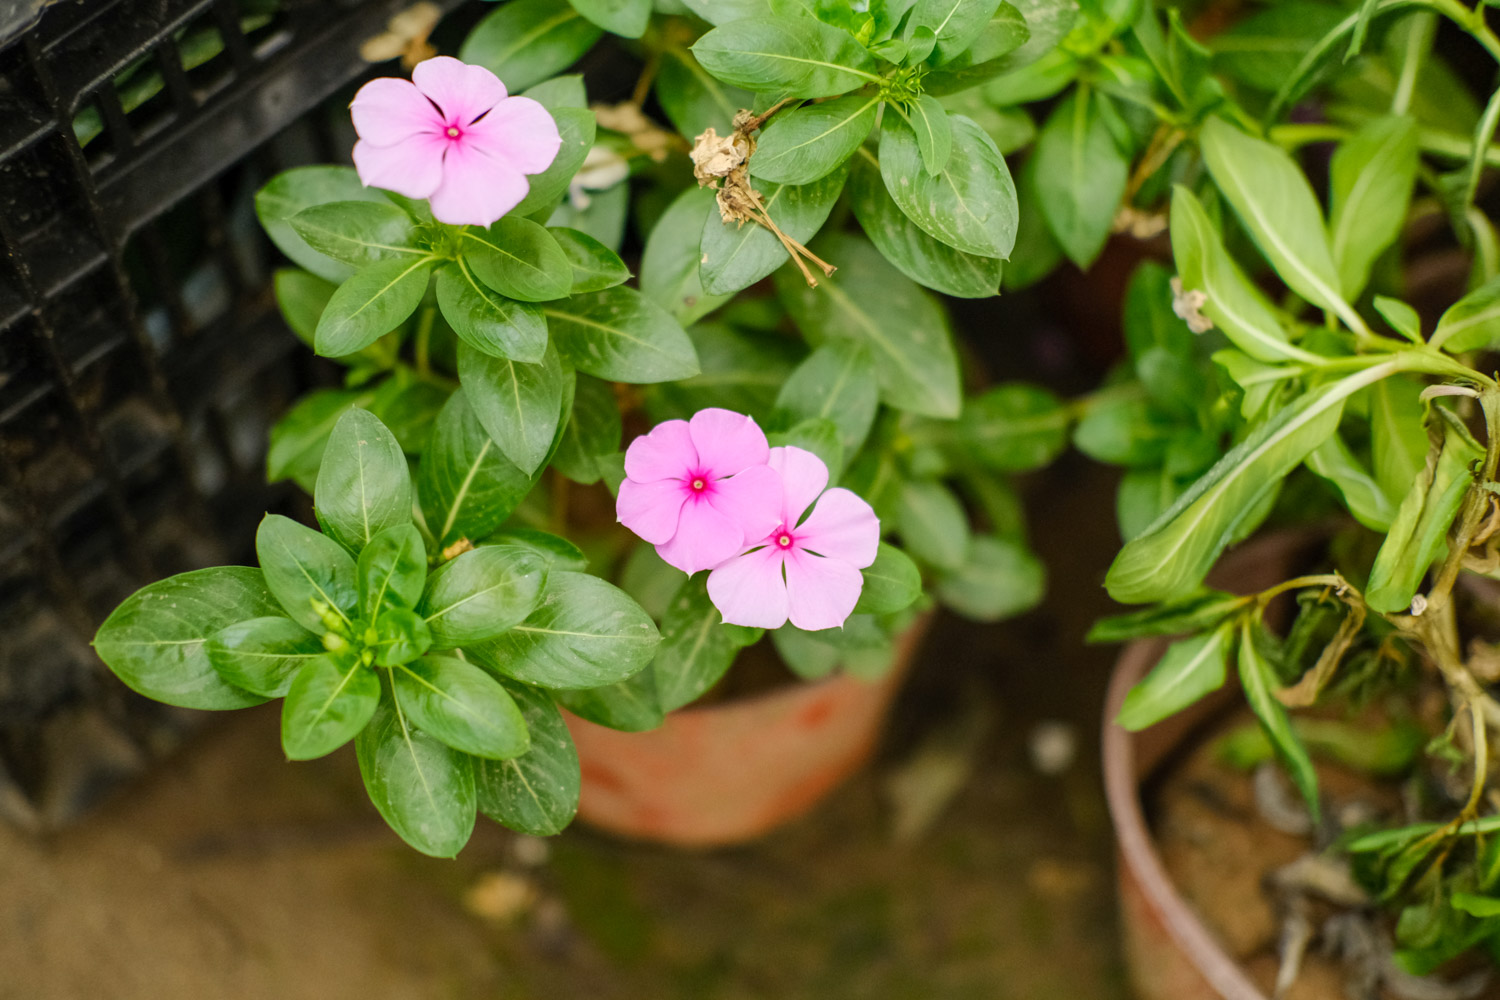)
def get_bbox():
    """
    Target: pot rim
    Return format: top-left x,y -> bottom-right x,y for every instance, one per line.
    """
1102,636 -> 1270,1000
